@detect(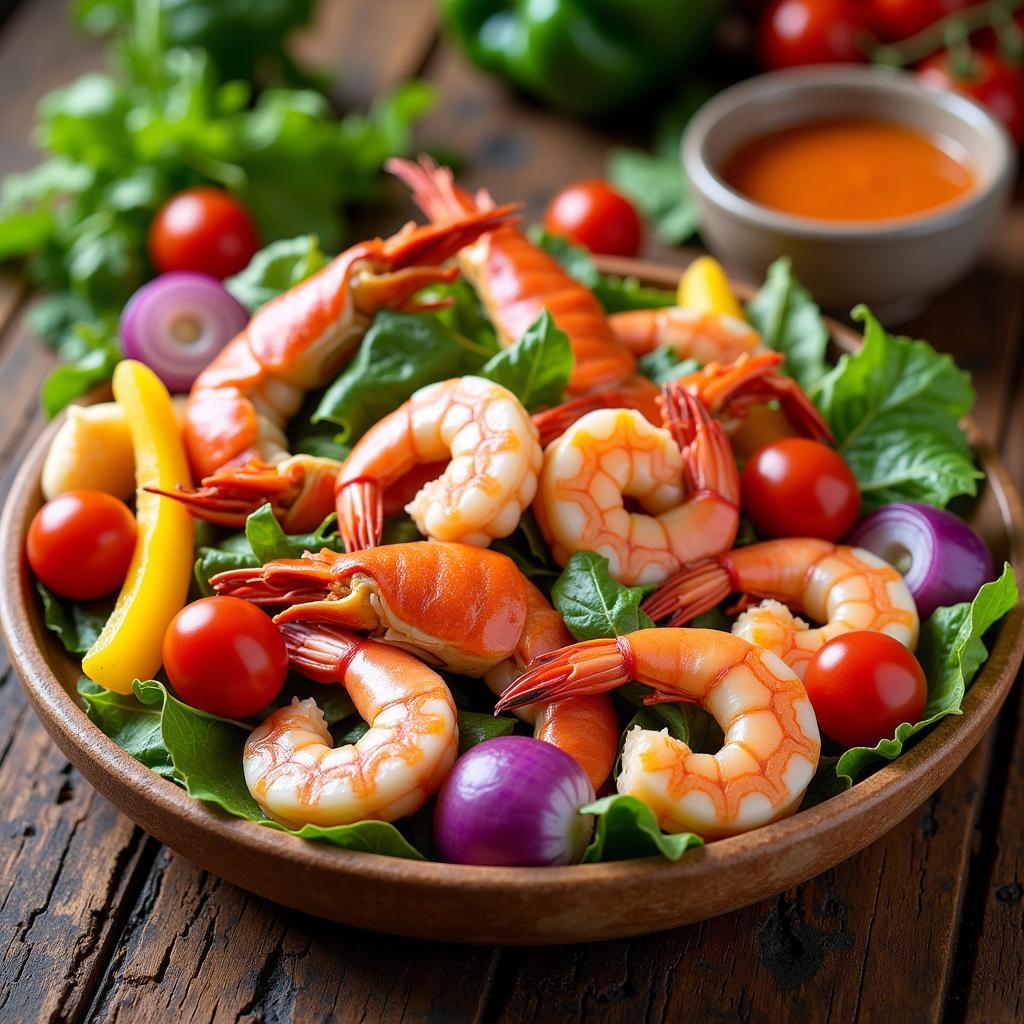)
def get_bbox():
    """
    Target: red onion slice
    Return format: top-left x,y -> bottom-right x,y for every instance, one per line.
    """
848,502 -> 994,620
119,272 -> 249,393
